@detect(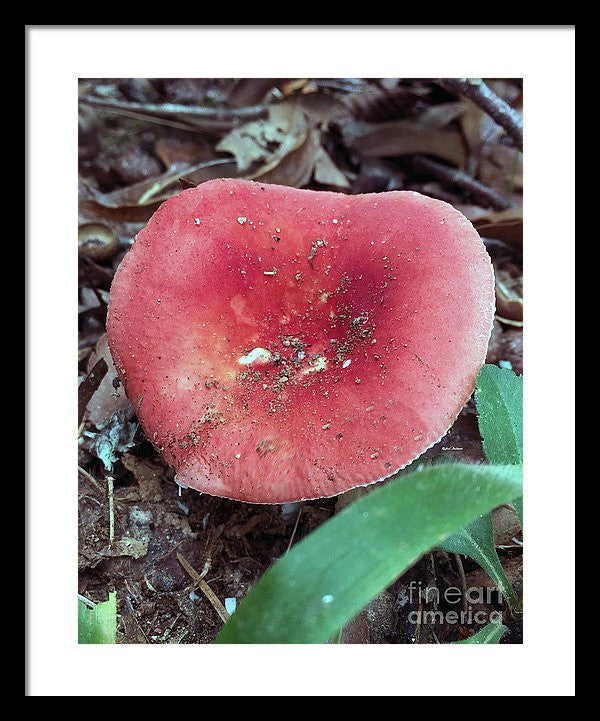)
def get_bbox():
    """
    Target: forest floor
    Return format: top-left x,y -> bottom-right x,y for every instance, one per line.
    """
78,77 -> 523,644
